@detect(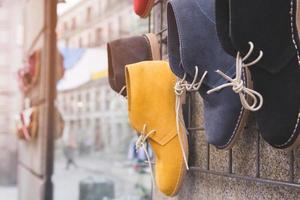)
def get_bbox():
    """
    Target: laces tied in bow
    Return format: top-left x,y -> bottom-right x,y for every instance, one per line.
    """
135,124 -> 156,186
174,66 -> 207,170
207,42 -> 264,112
